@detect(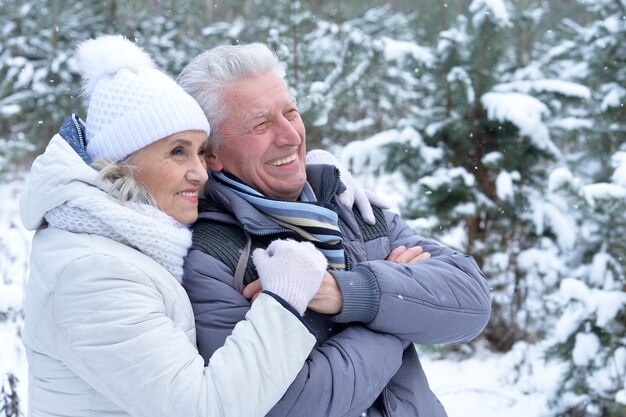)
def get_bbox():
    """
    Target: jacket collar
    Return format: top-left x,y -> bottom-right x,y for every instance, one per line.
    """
197,164 -> 344,236
59,114 -> 92,165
